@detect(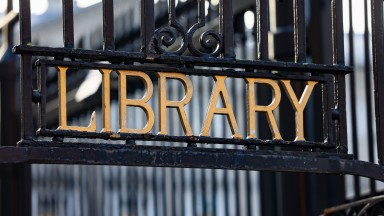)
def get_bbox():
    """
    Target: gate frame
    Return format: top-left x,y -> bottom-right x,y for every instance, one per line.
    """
2,0 -> 384,182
